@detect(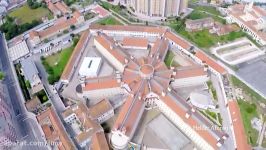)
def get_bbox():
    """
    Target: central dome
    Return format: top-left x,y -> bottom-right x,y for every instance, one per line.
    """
139,64 -> 154,79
